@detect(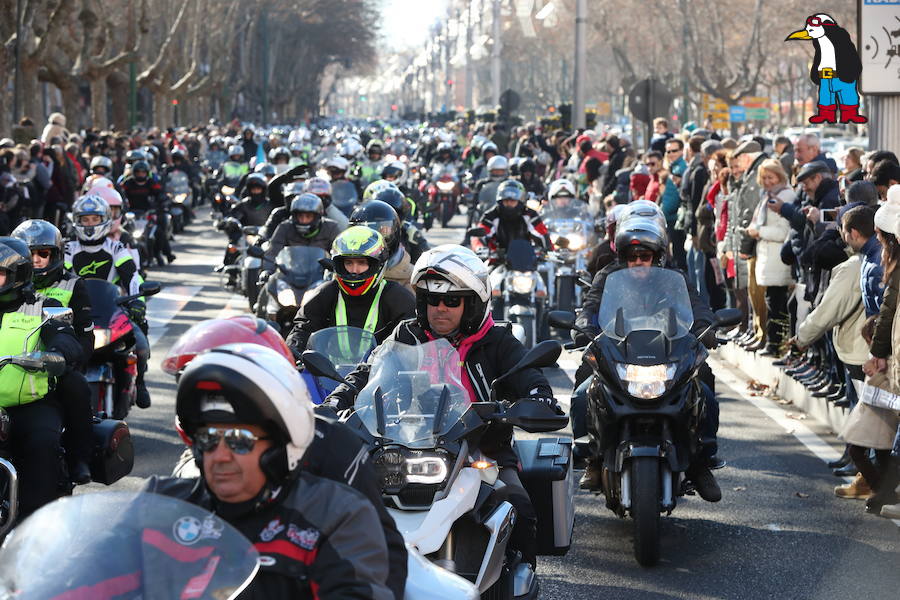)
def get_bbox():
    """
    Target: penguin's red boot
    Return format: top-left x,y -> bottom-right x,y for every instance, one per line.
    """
808,104 -> 837,124
839,104 -> 867,124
